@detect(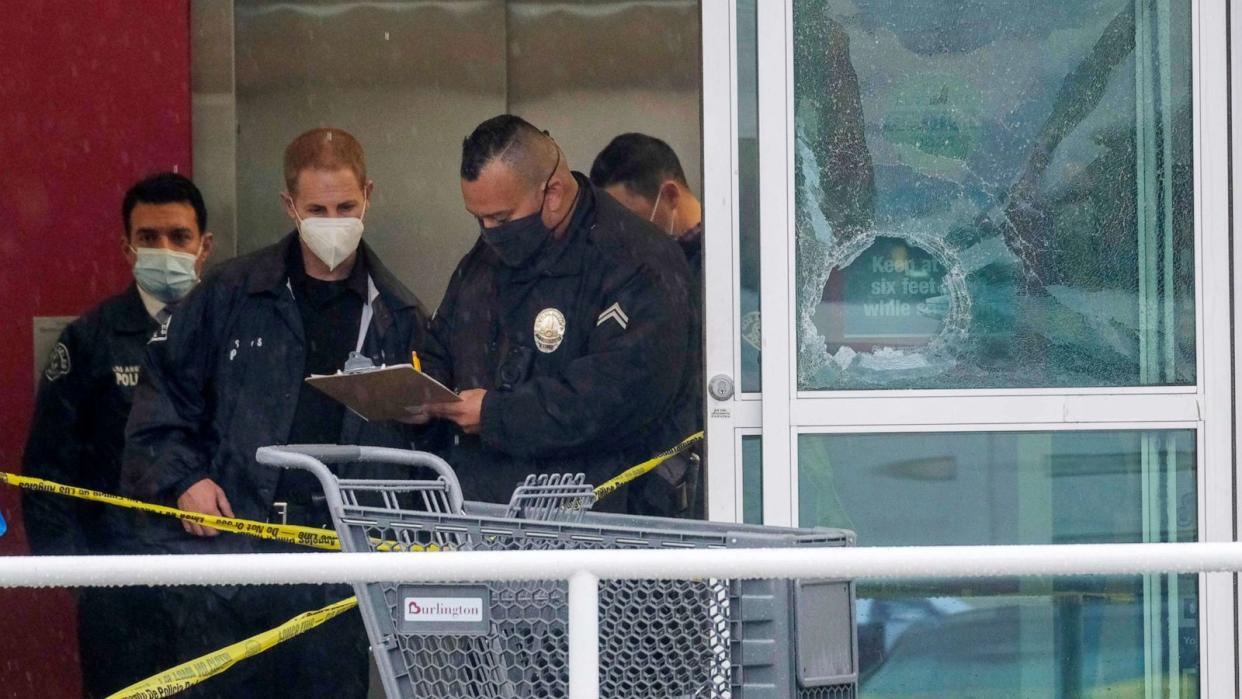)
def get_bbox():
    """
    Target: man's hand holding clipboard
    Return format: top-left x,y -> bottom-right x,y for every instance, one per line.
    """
397,352 -> 484,432
420,388 -> 486,434
304,351 -> 461,423
403,350 -> 487,433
